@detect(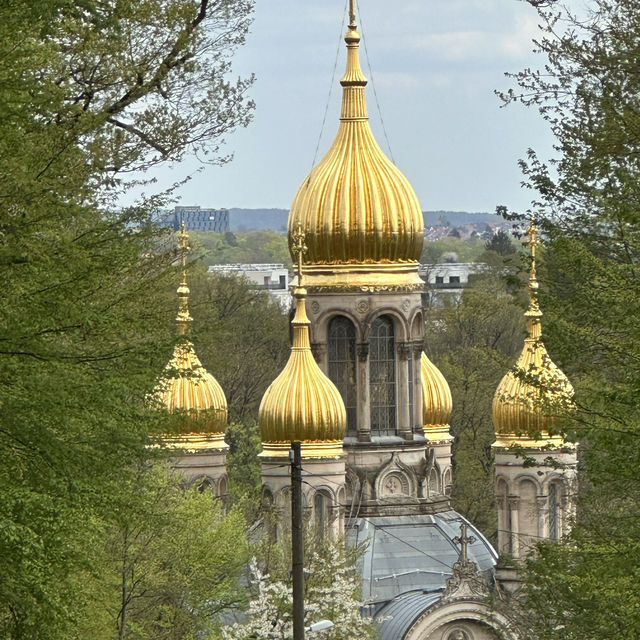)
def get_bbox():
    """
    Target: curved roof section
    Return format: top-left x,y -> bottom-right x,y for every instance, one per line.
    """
347,512 -> 497,606
376,591 -> 442,640
421,352 -> 453,441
